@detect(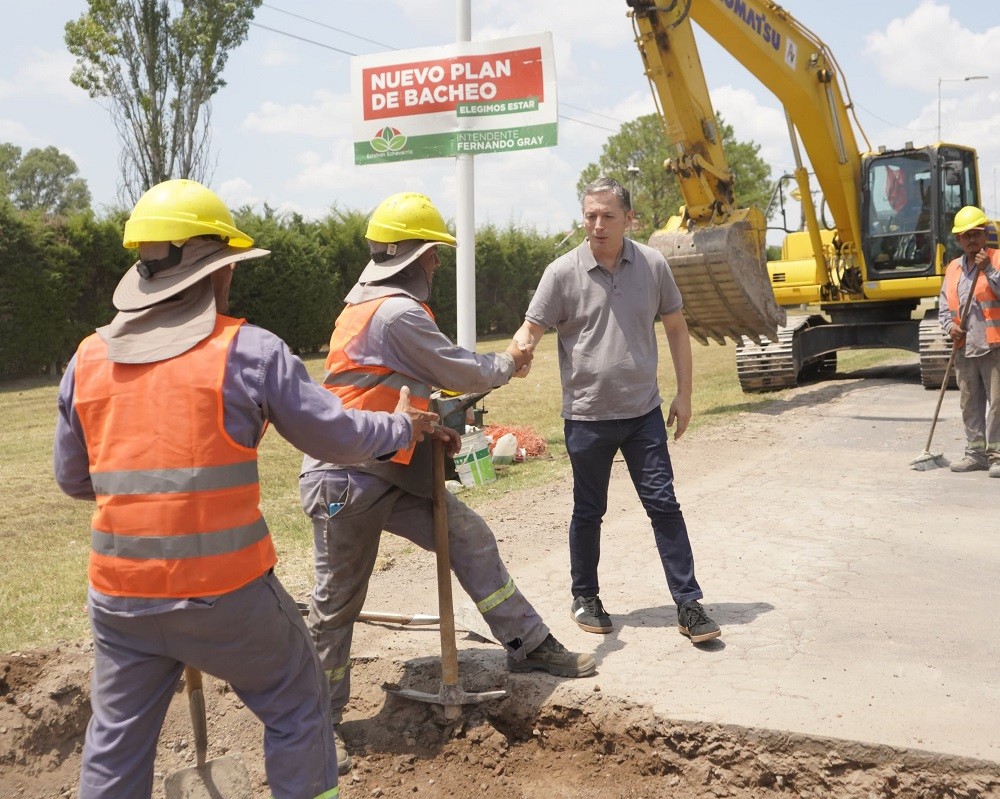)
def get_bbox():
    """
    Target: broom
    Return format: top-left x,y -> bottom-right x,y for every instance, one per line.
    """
909,264 -> 980,471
